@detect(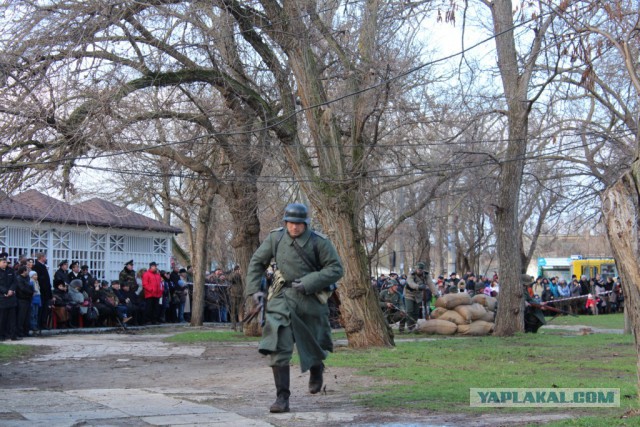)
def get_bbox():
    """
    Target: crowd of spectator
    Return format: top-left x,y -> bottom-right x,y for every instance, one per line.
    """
373,271 -> 500,299
372,269 -> 624,320
0,250 -> 245,340
2,250 -> 627,341
202,265 -> 244,324
526,273 -> 623,315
